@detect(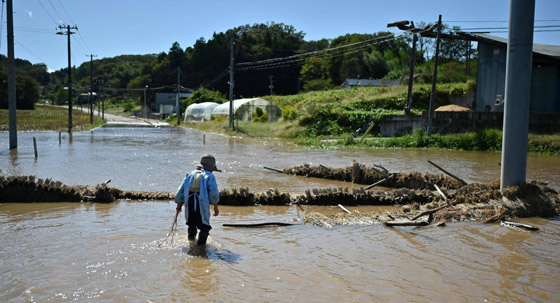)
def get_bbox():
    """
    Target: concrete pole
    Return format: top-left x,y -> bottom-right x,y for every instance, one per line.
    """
229,35 -> 235,129
500,0 -> 535,189
427,14 -> 442,136
7,0 -> 17,149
